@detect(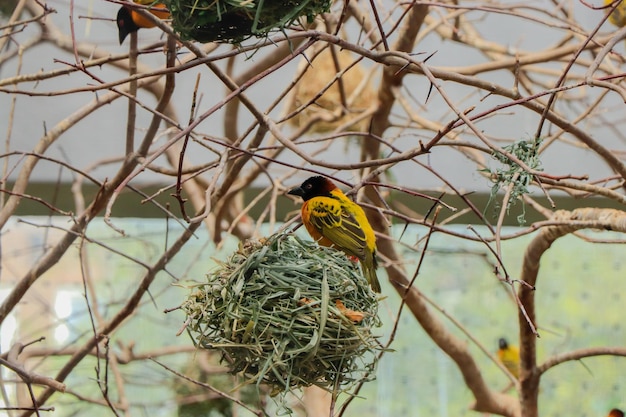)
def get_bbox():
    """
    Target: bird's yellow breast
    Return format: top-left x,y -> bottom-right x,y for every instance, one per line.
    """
497,345 -> 520,378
